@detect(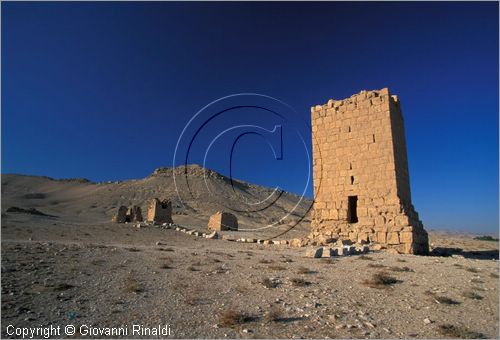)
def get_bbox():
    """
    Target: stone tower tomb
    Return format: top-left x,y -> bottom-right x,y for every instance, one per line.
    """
310,88 -> 428,254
